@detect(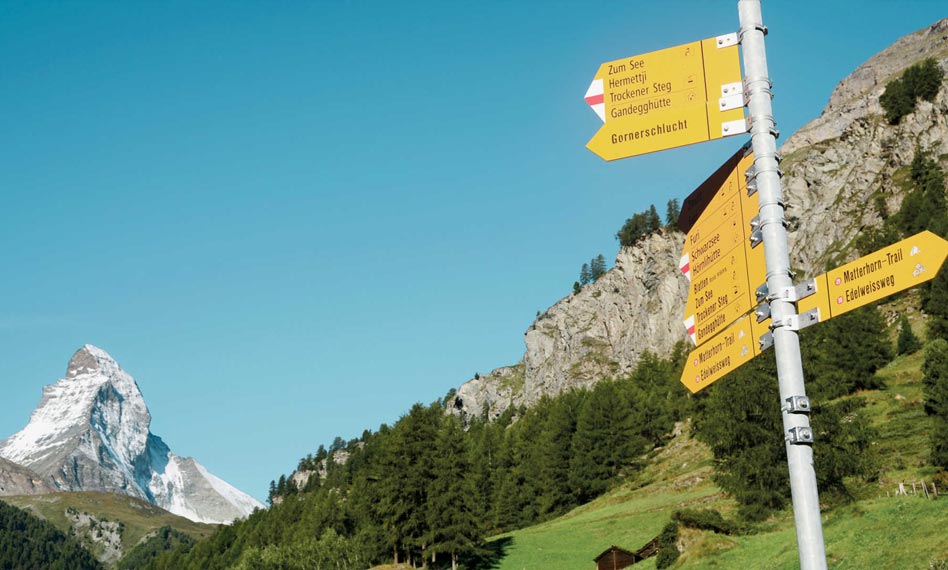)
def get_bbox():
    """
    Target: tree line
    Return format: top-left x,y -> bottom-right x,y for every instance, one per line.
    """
128,349 -> 688,570
572,199 -> 681,295
0,500 -> 103,570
